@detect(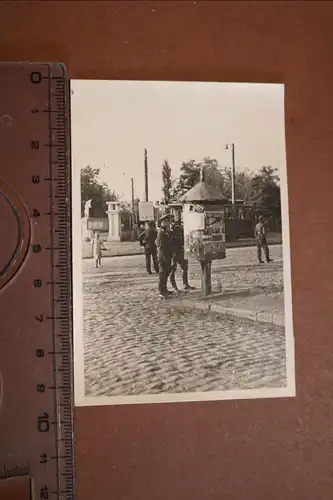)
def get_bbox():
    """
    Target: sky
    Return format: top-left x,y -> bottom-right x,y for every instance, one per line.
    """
71,80 -> 286,203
